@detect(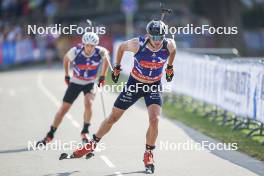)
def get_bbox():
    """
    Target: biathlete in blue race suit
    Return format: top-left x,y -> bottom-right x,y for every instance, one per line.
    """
63,20 -> 176,174
36,32 -> 110,146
